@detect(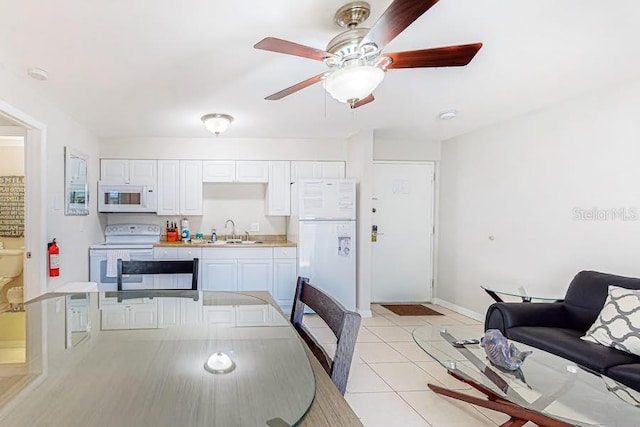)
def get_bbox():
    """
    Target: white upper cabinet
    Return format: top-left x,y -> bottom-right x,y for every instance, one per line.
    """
101,159 -> 157,184
203,160 -> 269,183
157,160 -> 202,215
290,161 -> 345,182
235,161 -> 269,183
157,160 -> 179,215
266,161 -> 291,216
202,161 -> 235,182
180,160 -> 203,215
